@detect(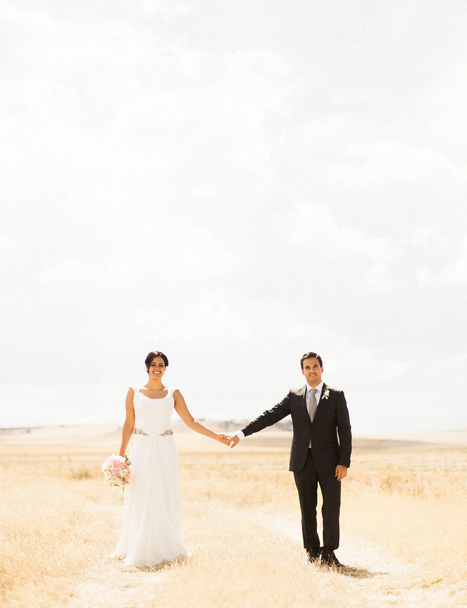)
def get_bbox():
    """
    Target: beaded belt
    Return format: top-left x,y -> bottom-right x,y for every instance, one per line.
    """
133,428 -> 173,437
